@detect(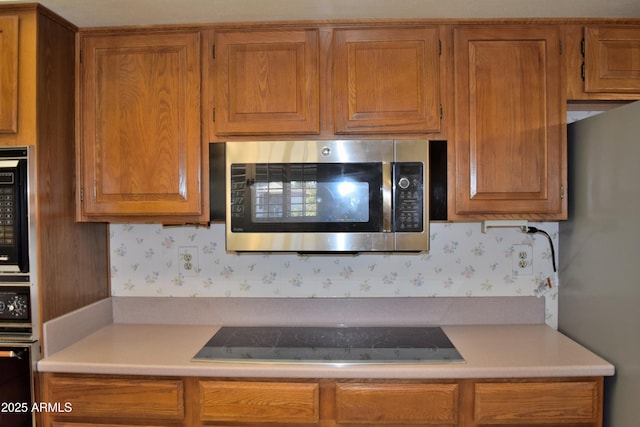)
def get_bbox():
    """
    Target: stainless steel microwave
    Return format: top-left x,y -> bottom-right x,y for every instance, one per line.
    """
210,140 -> 447,253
